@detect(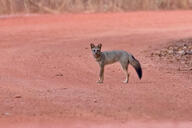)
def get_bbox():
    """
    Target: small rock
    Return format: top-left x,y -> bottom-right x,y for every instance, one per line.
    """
183,46 -> 187,49
168,46 -> 173,50
186,51 -> 192,55
168,50 -> 173,54
181,61 -> 185,64
3,112 -> 10,116
56,73 -> 63,76
128,107 -> 132,110
177,50 -> 185,55
93,99 -> 97,103
15,95 -> 22,98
